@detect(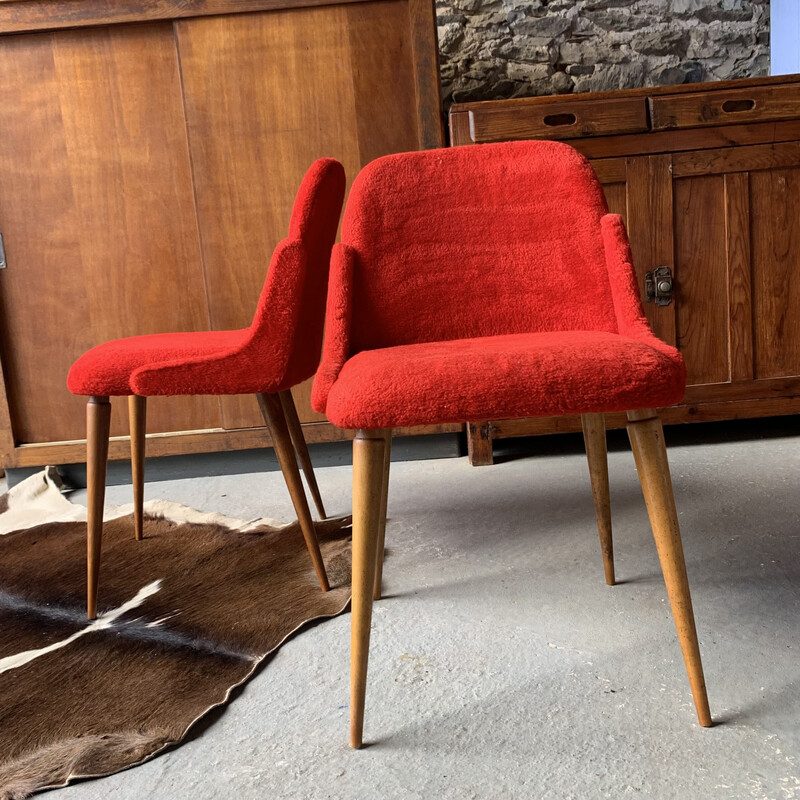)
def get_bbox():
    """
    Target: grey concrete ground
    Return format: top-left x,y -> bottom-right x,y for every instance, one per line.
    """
31,429 -> 800,798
